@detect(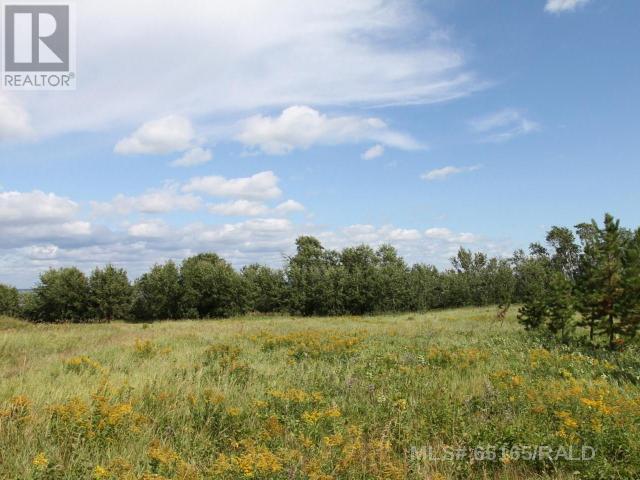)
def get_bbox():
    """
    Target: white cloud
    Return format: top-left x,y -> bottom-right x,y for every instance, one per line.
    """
339,224 -> 421,244
361,144 -> 385,160
128,220 -> 171,238
209,200 -> 269,217
274,199 -> 305,215
91,185 -> 202,216
0,94 -> 32,141
236,105 -> 423,155
114,115 -> 196,155
0,190 -> 79,225
2,221 -> 93,240
209,198 -> 304,217
421,165 -> 481,181
545,0 -> 589,13
388,228 -> 421,241
425,227 -> 479,244
170,147 -> 213,167
469,109 -> 539,143
16,1 -> 480,139
183,171 -> 282,200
